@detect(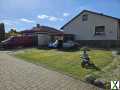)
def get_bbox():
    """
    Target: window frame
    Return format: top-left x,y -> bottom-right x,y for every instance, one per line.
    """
94,26 -> 105,36
82,14 -> 88,21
